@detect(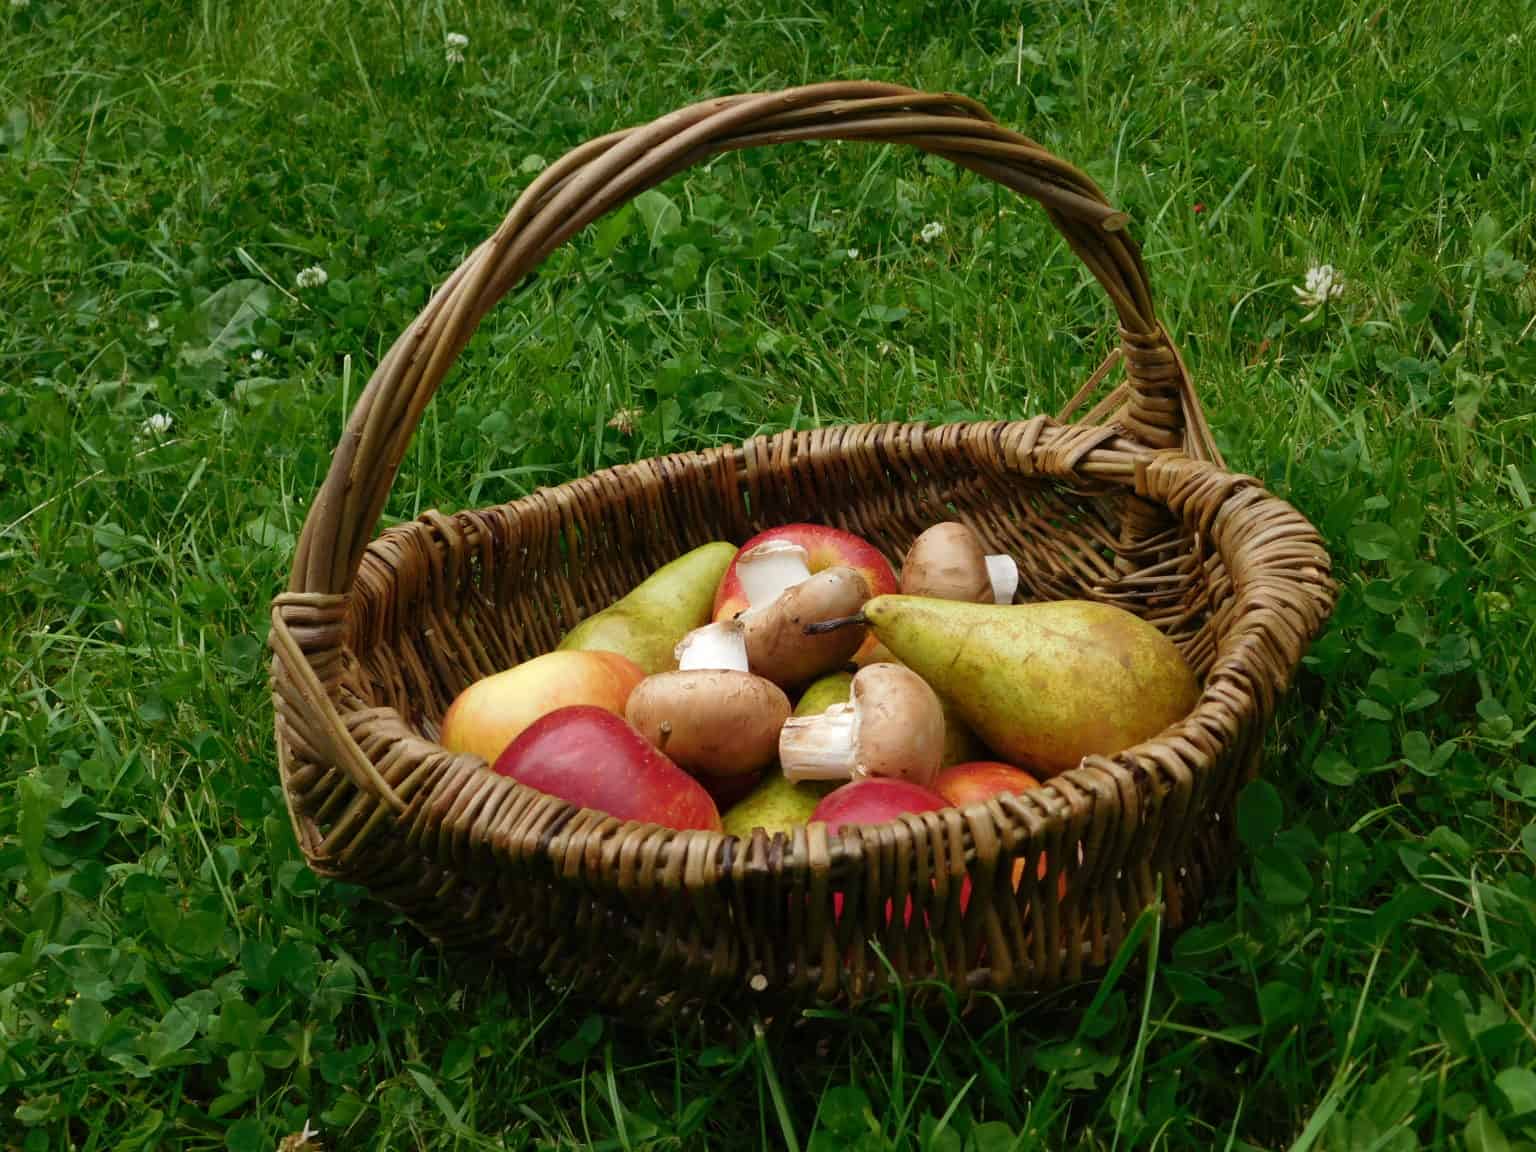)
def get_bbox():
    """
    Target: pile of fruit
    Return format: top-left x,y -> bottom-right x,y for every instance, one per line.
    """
439,522 -> 1198,843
